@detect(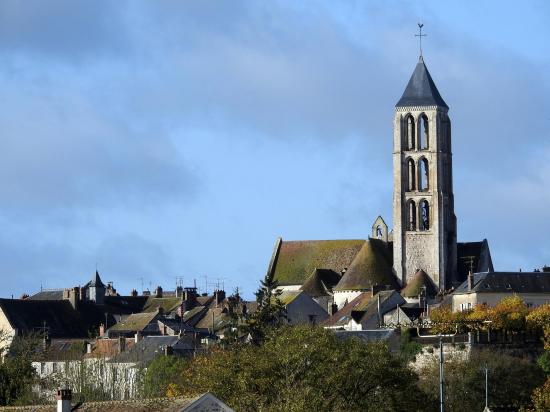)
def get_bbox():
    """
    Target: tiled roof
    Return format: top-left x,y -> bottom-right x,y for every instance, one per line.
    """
351,290 -> 402,324
109,335 -> 195,365
454,272 -> 550,294
300,269 -> 341,297
271,239 -> 365,286
28,289 -> 64,300
278,291 -> 301,306
85,338 -> 135,359
0,299 -> 93,338
401,269 -> 437,298
35,339 -> 88,361
323,292 -> 372,327
334,239 -> 398,291
142,297 -> 182,314
107,311 -> 160,332
181,306 -> 209,327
